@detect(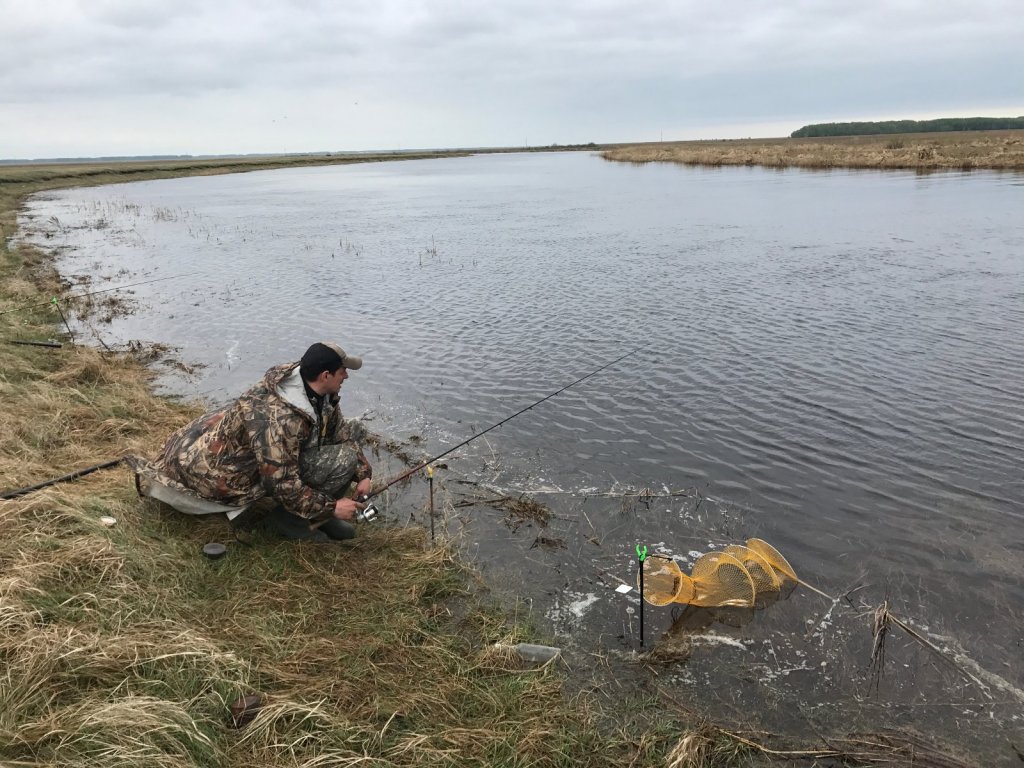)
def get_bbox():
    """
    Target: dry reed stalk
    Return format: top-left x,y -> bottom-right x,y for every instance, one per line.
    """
887,611 -> 992,694
665,727 -> 713,768
665,722 -> 979,768
869,599 -> 891,692
453,491 -> 554,529
602,130 -> 1024,170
